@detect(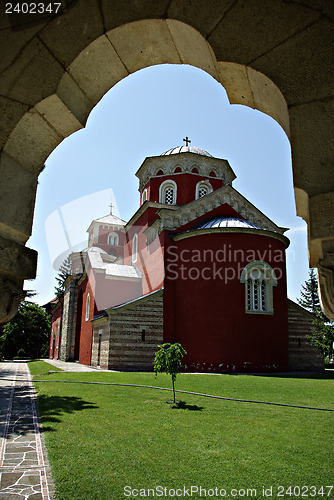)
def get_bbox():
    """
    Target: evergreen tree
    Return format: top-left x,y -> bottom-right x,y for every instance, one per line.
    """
55,256 -> 72,299
298,269 -> 334,359
0,301 -> 51,359
297,268 -> 323,316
